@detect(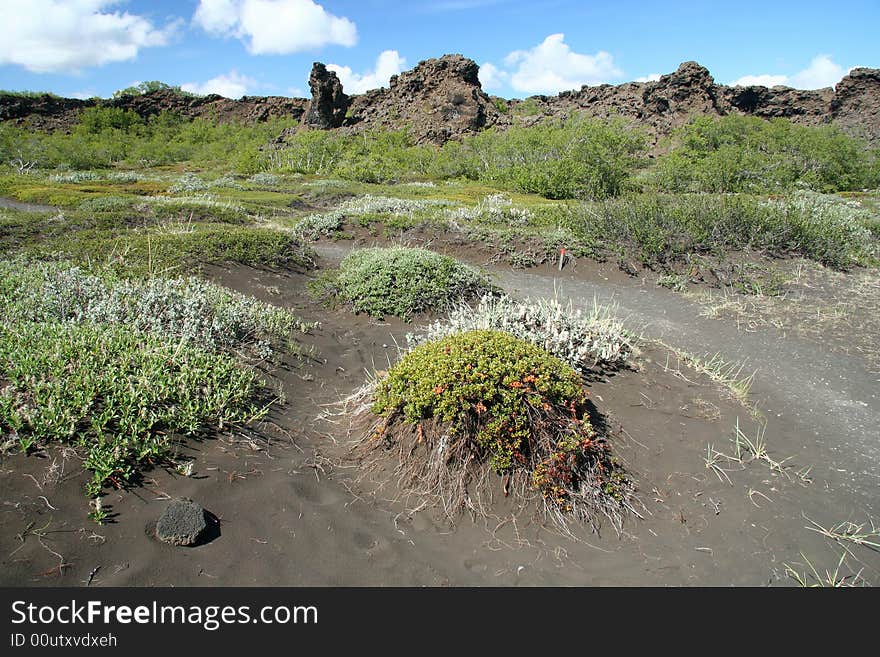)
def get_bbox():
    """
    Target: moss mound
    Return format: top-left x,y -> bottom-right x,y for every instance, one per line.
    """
332,246 -> 496,320
362,330 -> 632,529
